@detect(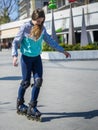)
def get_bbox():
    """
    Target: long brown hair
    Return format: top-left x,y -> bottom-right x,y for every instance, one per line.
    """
29,25 -> 42,40
30,8 -> 45,40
